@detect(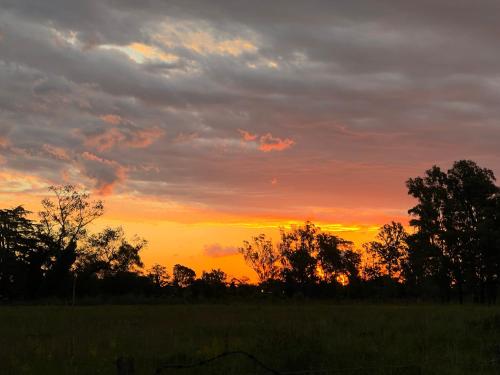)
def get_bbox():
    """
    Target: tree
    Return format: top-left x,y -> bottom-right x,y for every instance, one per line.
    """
172,264 -> 196,288
279,222 -> 319,286
479,193 -> 500,304
363,222 -> 408,280
406,164 -> 452,298
407,160 -> 500,303
0,206 -> 34,253
239,234 -> 280,283
317,233 -> 360,284
0,206 -> 41,297
76,227 -> 145,277
38,185 -> 104,294
148,264 -> 170,288
39,185 -> 104,250
201,269 -> 227,286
